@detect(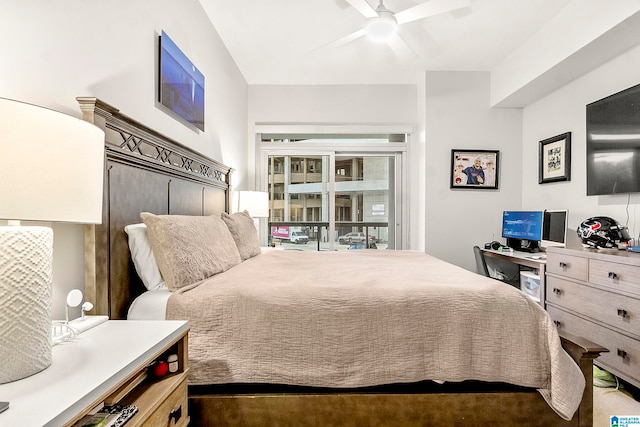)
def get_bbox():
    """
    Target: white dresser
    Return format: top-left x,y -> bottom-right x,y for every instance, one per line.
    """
546,246 -> 640,387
